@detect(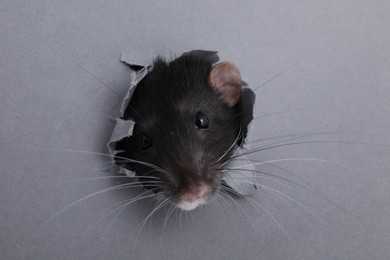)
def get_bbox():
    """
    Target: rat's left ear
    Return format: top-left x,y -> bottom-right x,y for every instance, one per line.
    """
208,62 -> 242,107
